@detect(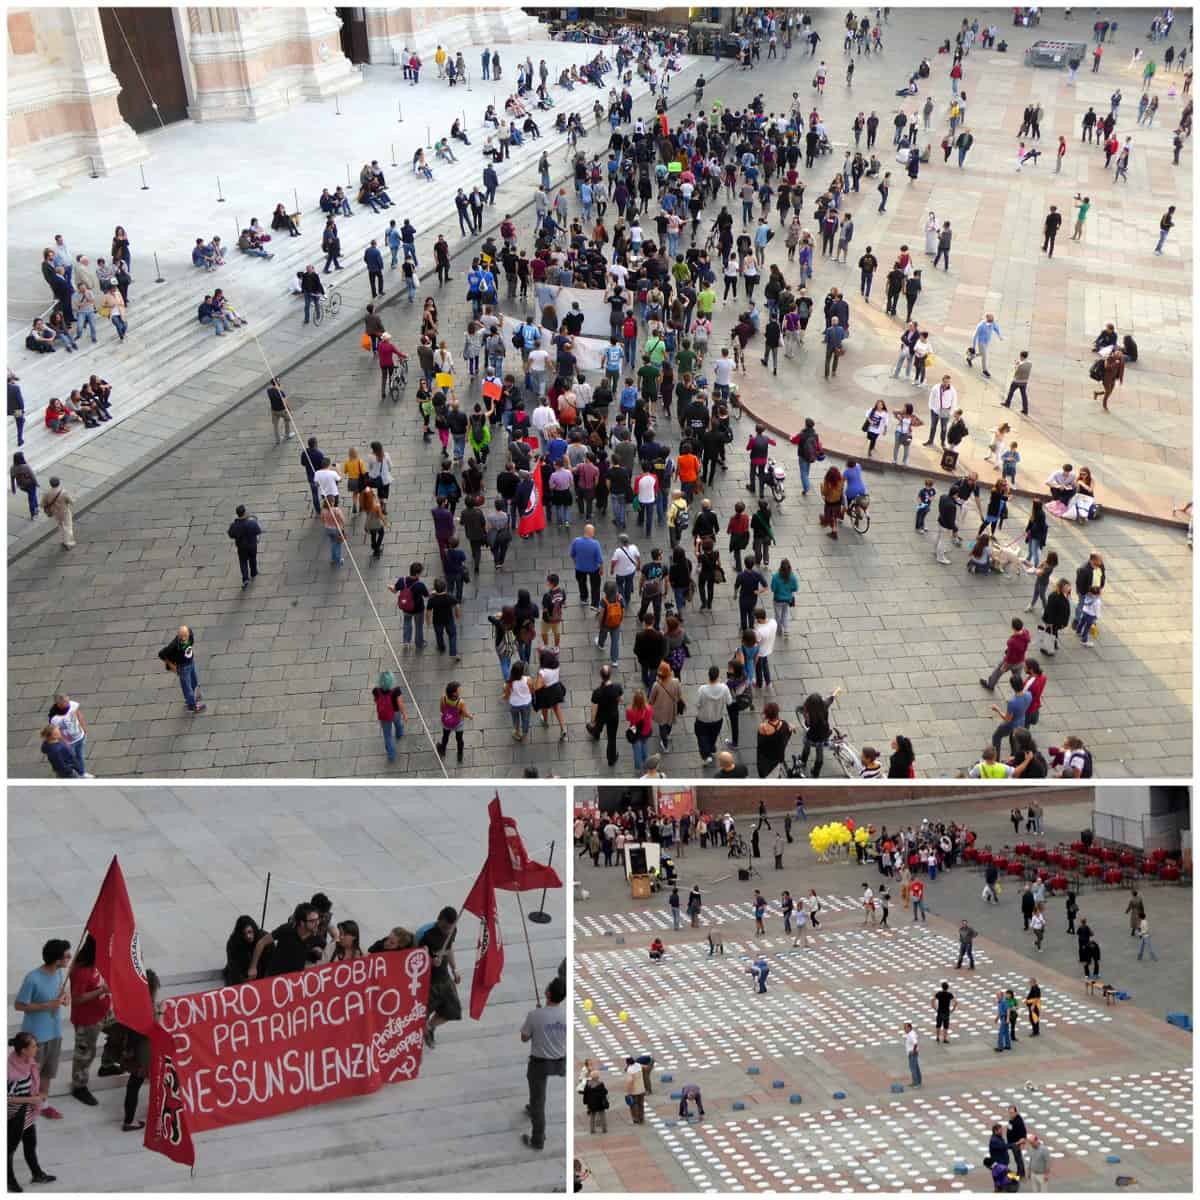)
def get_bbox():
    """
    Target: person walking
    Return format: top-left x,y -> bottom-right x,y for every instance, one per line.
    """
7,1032 -> 57,1190
994,990 -> 1012,1050
1124,889 -> 1146,937
1003,352 -> 1033,413
1042,206 -> 1063,257
1136,915 -> 1158,961
226,505 -> 262,588
41,478 -> 75,549
956,920 -> 977,969
903,1022 -> 921,1087
157,624 -> 206,713
520,976 -> 566,1151
1026,1133 -> 1050,1192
